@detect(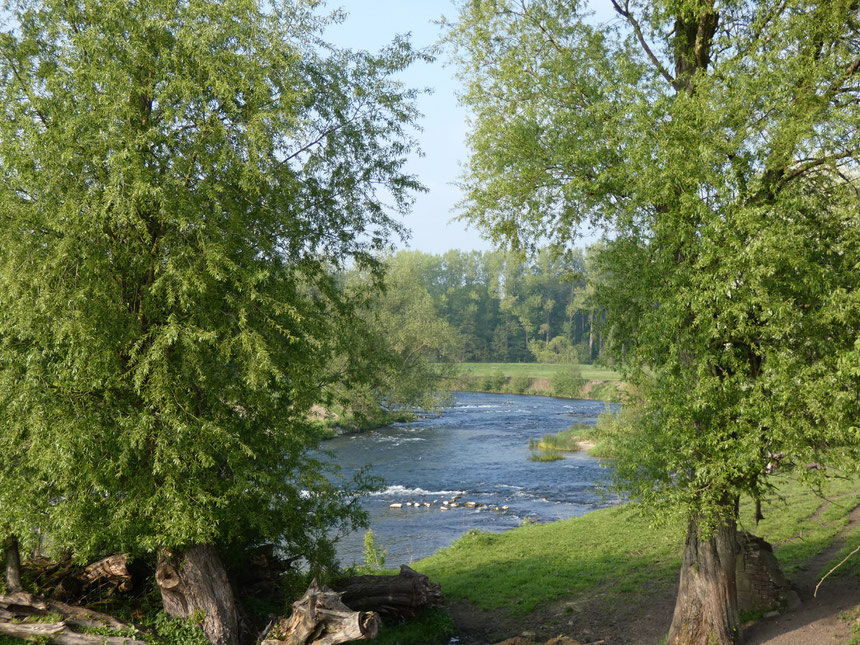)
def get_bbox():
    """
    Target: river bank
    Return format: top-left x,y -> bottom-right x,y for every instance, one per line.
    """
445,363 -> 625,402
371,473 -> 860,645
